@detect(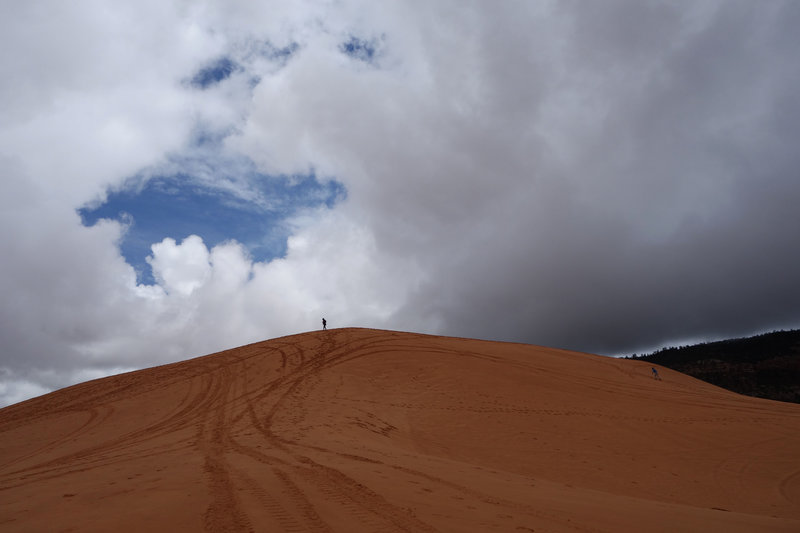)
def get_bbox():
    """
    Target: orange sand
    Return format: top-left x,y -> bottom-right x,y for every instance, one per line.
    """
1,328 -> 799,532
